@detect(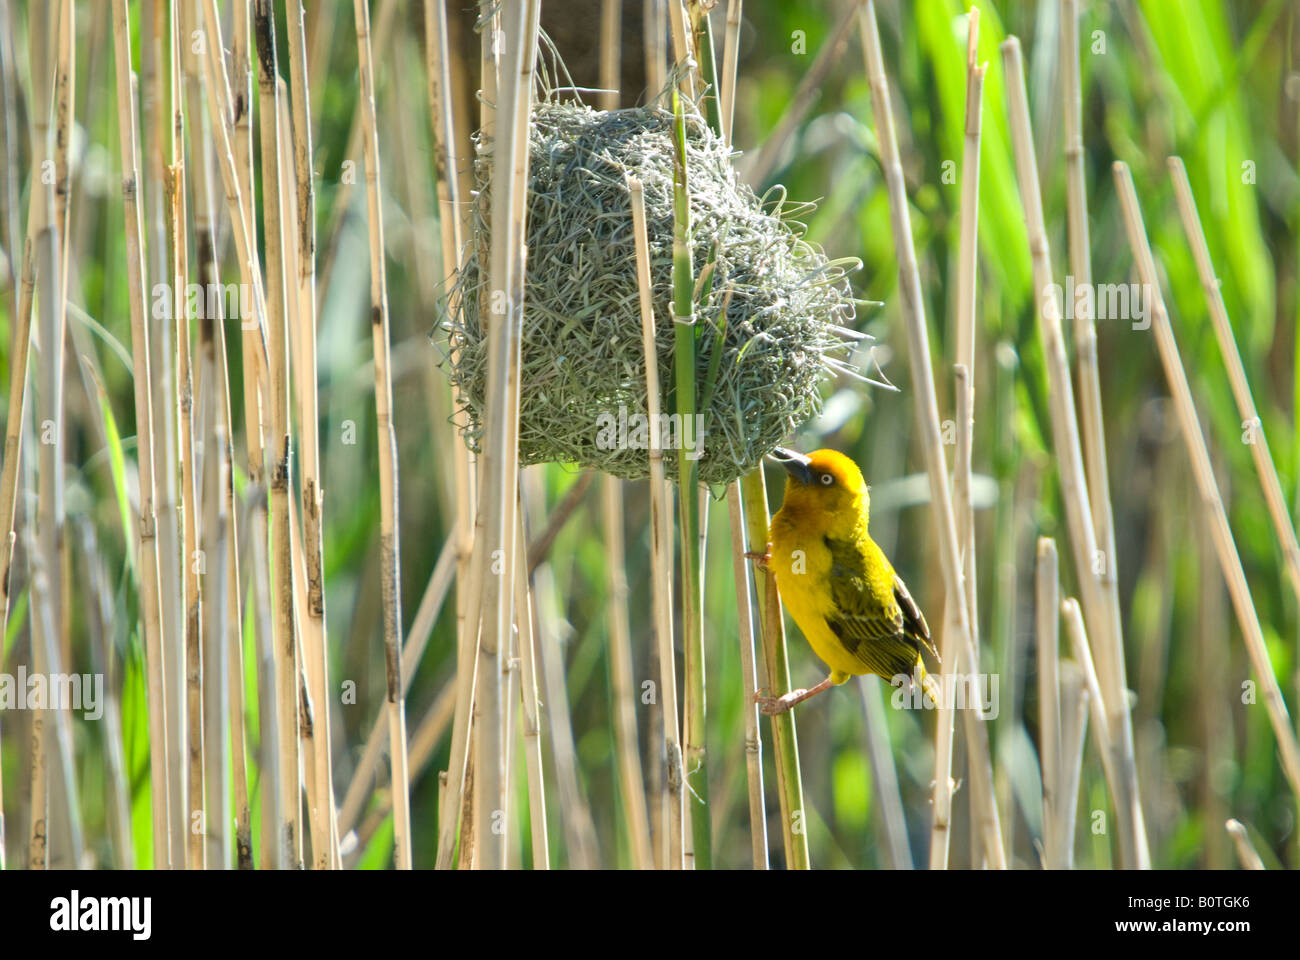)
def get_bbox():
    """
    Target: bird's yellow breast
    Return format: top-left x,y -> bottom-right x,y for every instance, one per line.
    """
769,499 -> 874,680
